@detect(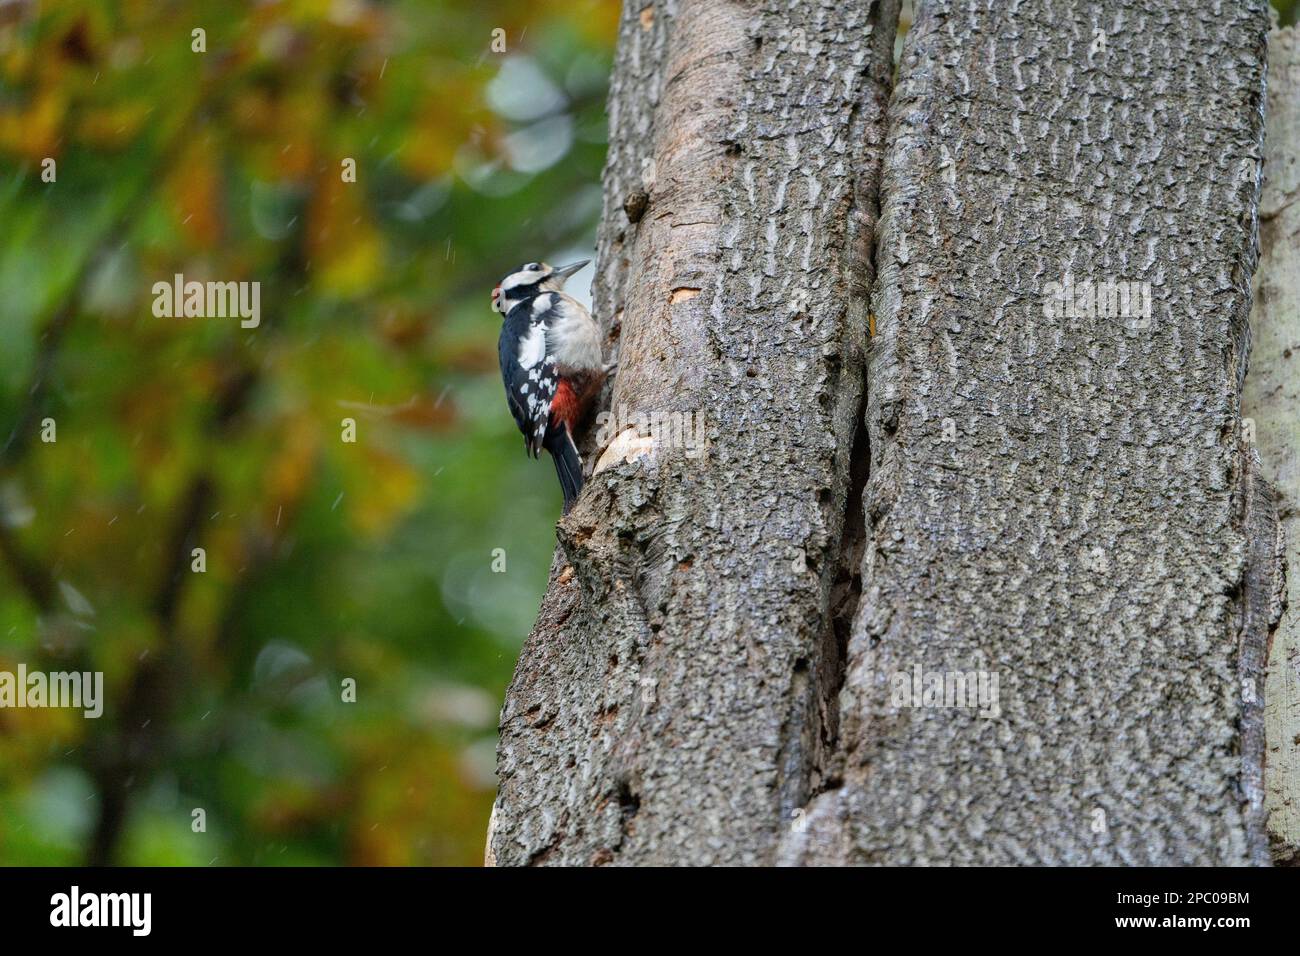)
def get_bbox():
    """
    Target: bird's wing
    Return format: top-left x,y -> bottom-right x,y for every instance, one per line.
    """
499,307 -> 557,458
